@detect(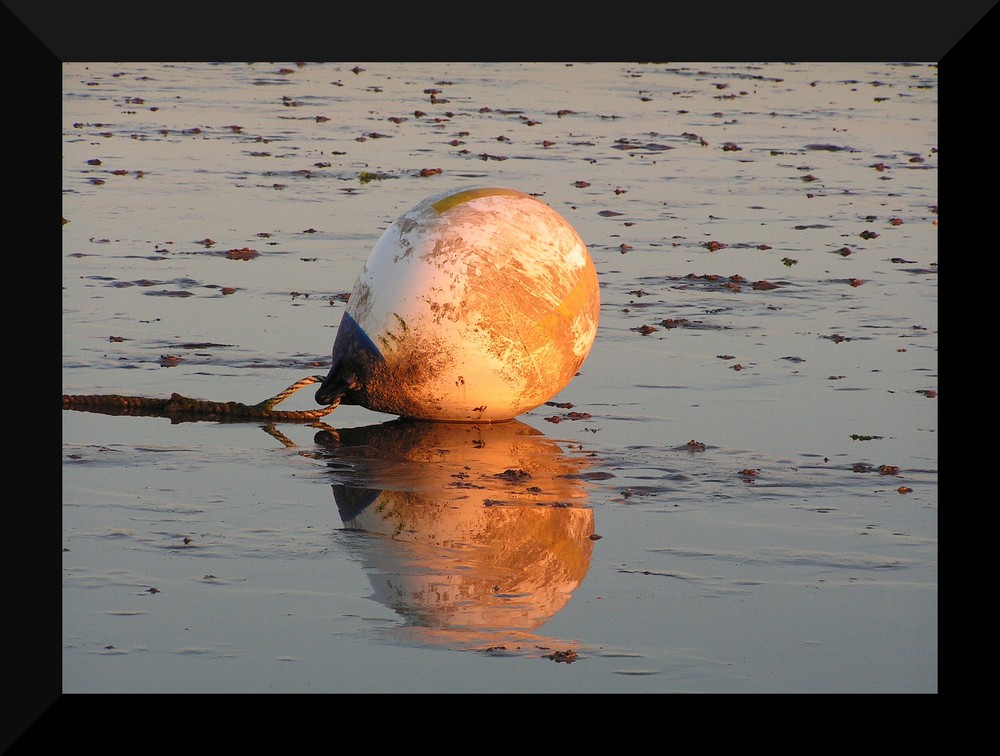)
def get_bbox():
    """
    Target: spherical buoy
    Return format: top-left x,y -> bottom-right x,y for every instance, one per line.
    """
315,186 -> 600,421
